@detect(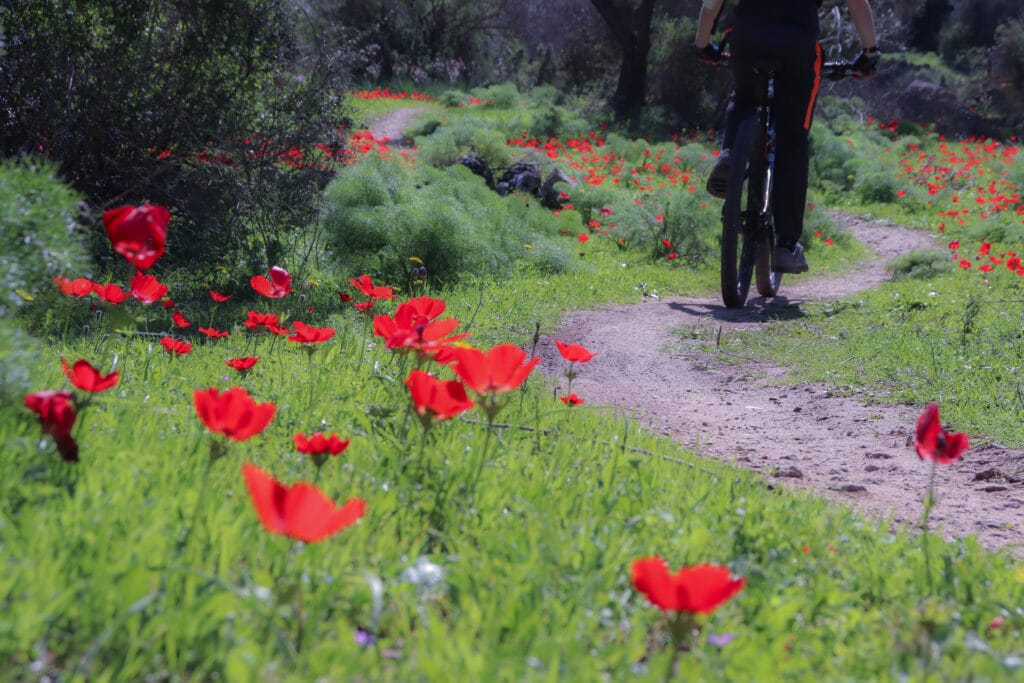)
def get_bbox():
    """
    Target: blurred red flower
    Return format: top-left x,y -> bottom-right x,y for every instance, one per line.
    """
172,310 -> 192,328
631,557 -> 745,614
194,387 -> 275,441
250,266 -> 291,298
241,463 -> 365,543
288,320 -> 335,344
350,274 -> 394,299
102,203 -> 169,270
61,357 -> 119,393
55,276 -> 95,298
555,339 -> 597,363
199,326 -> 230,338
93,282 -> 130,304
915,403 -> 969,465
130,271 -> 169,304
294,432 -> 350,456
225,357 -> 260,372
242,311 -> 290,336
405,369 -> 474,428
354,301 -> 375,311
577,233 -> 590,243
23,390 -> 79,462
210,290 -> 232,302
160,336 -> 192,355
560,393 -> 584,405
